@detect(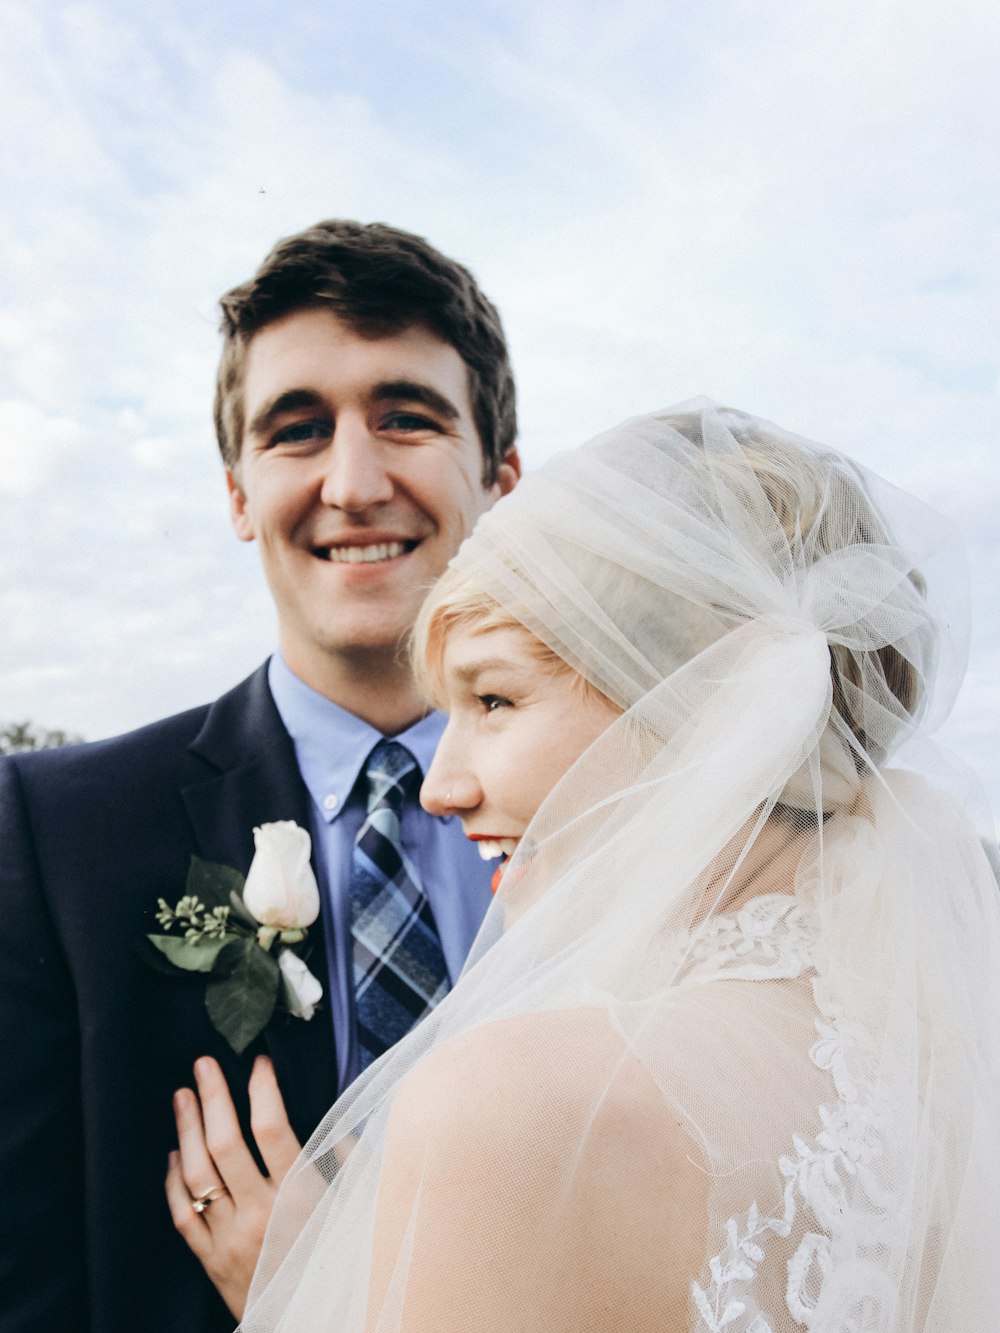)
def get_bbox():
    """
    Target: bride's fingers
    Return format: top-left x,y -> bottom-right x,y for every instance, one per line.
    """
248,1054 -> 302,1184
165,1149 -> 214,1257
193,1056 -> 268,1199
173,1083 -> 229,1204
